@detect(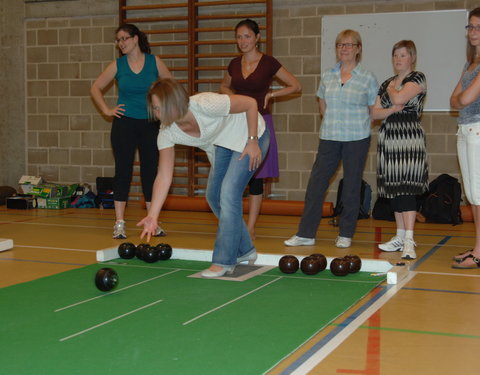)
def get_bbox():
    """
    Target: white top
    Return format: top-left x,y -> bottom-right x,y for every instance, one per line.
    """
157,92 -> 266,163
